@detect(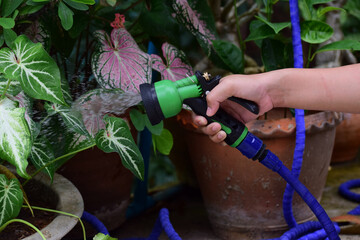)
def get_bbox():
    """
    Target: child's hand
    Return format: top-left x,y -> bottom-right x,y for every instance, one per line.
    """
193,115 -> 227,145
